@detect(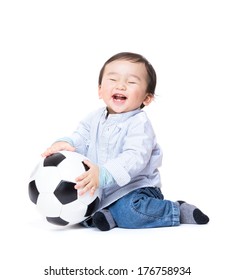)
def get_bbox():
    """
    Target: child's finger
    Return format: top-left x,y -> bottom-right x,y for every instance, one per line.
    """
89,187 -> 96,196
